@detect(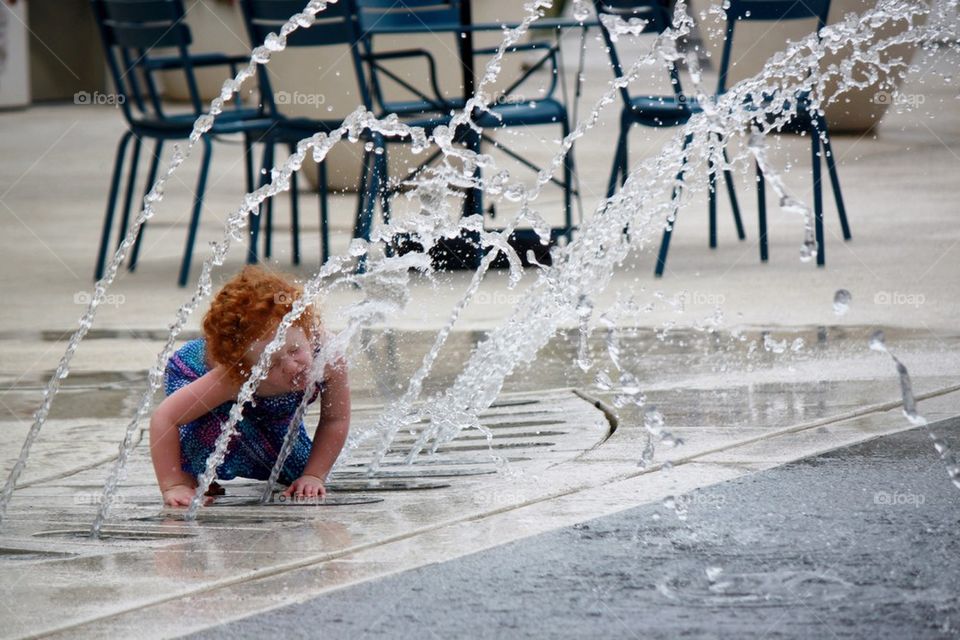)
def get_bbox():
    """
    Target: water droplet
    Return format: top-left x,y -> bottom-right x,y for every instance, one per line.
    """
264,33 -> 285,52
572,0 -> 591,22
763,333 -> 787,354
620,372 -> 642,396
833,289 -> 852,316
